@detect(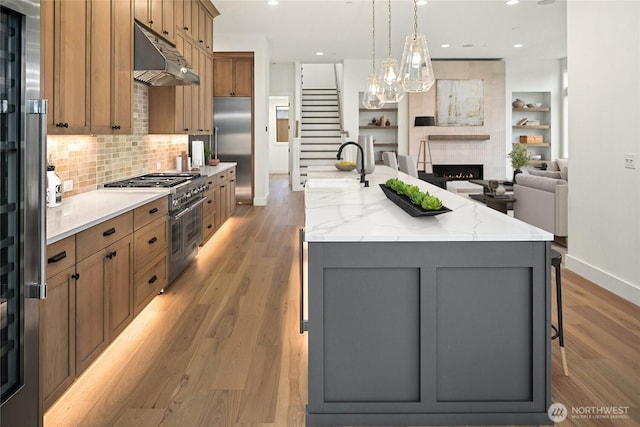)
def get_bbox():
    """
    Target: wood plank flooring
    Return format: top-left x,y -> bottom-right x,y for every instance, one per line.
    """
45,175 -> 639,427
